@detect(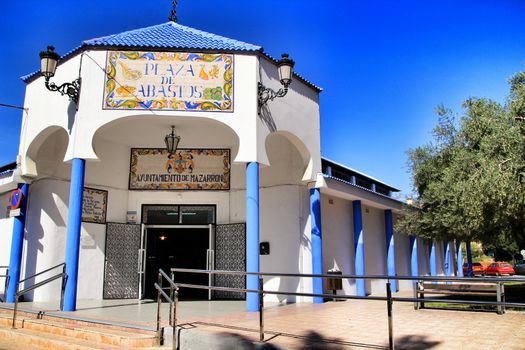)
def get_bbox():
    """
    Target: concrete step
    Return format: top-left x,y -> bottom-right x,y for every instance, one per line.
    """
0,312 -> 159,348
0,327 -> 122,350
0,306 -> 156,334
